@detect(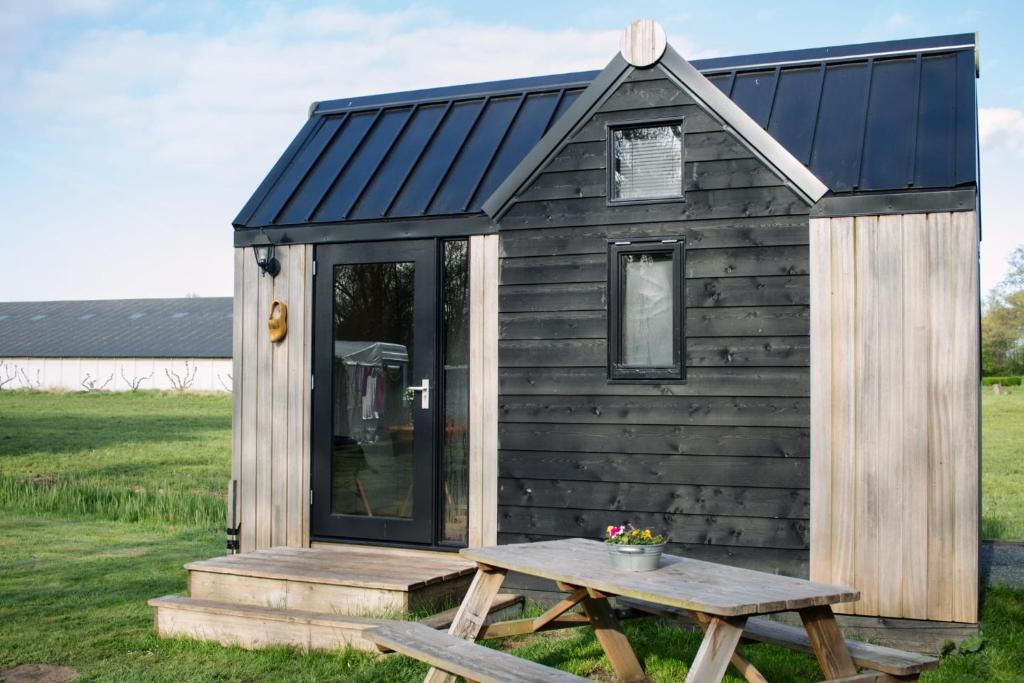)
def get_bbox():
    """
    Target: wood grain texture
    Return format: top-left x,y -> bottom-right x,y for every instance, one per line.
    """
462,539 -> 856,616
149,596 -> 382,652
469,234 -> 500,548
498,479 -> 809,518
270,246 -> 290,547
685,614 -> 748,683
500,366 -> 808,397
233,245 -> 313,552
799,605 -> 857,678
619,19 -> 667,68
494,70 -> 812,581
240,250 -> 259,553
618,597 -> 939,676
690,609 -> 769,683
498,218 -> 809,259
809,212 -> 980,623
580,595 -> 646,682
230,249 -> 245,544
368,620 -> 591,683
424,566 -> 509,683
